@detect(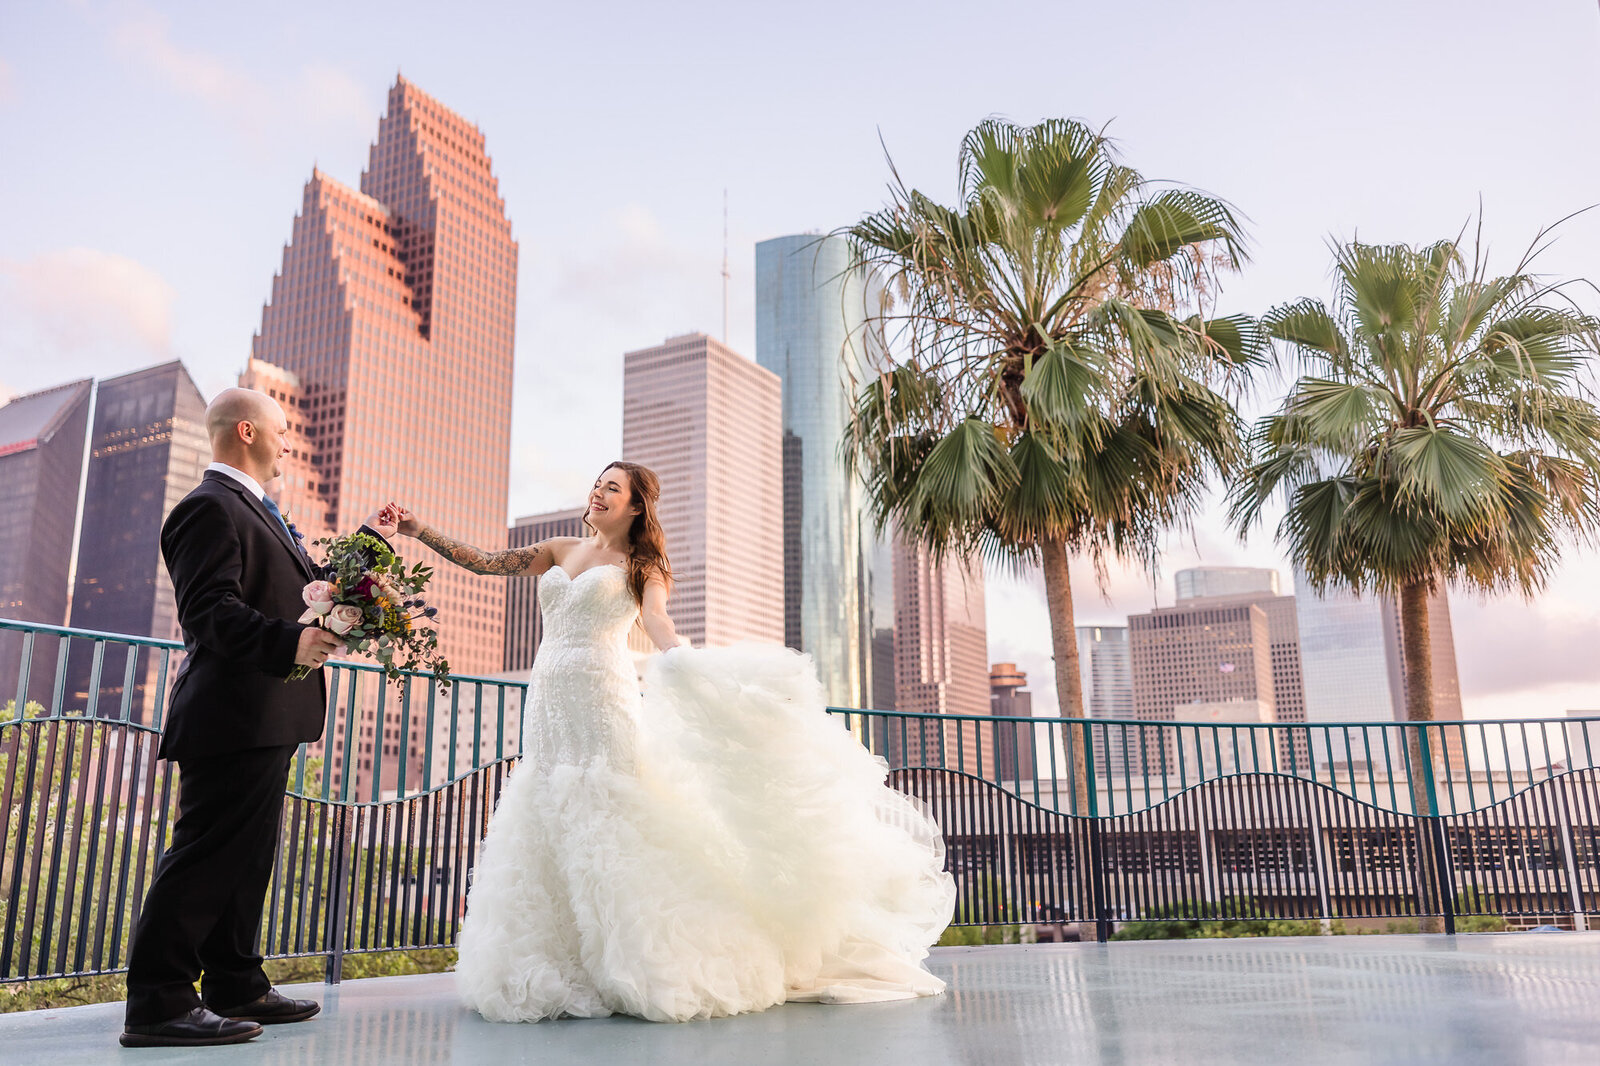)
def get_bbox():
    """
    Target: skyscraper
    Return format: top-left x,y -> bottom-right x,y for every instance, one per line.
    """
867,537 -> 896,711
1167,577 -> 1310,770
1128,599 -> 1277,774
0,379 -> 92,710
1175,566 -> 1280,601
248,77 -> 517,796
503,507 -> 586,673
1295,572 -> 1464,767
890,539 -> 989,777
989,662 -> 1037,785
1076,625 -> 1134,780
755,234 -> 884,706
621,333 -> 784,648
249,75 -> 516,681
68,362 -> 209,722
